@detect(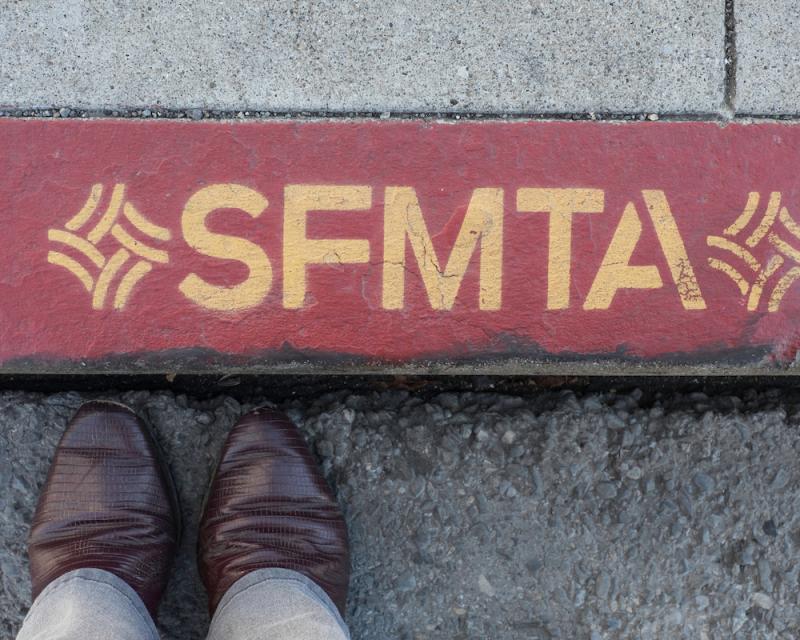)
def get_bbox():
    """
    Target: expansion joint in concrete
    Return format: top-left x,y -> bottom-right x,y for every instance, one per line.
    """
724,0 -> 738,114
0,109 -> 756,122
